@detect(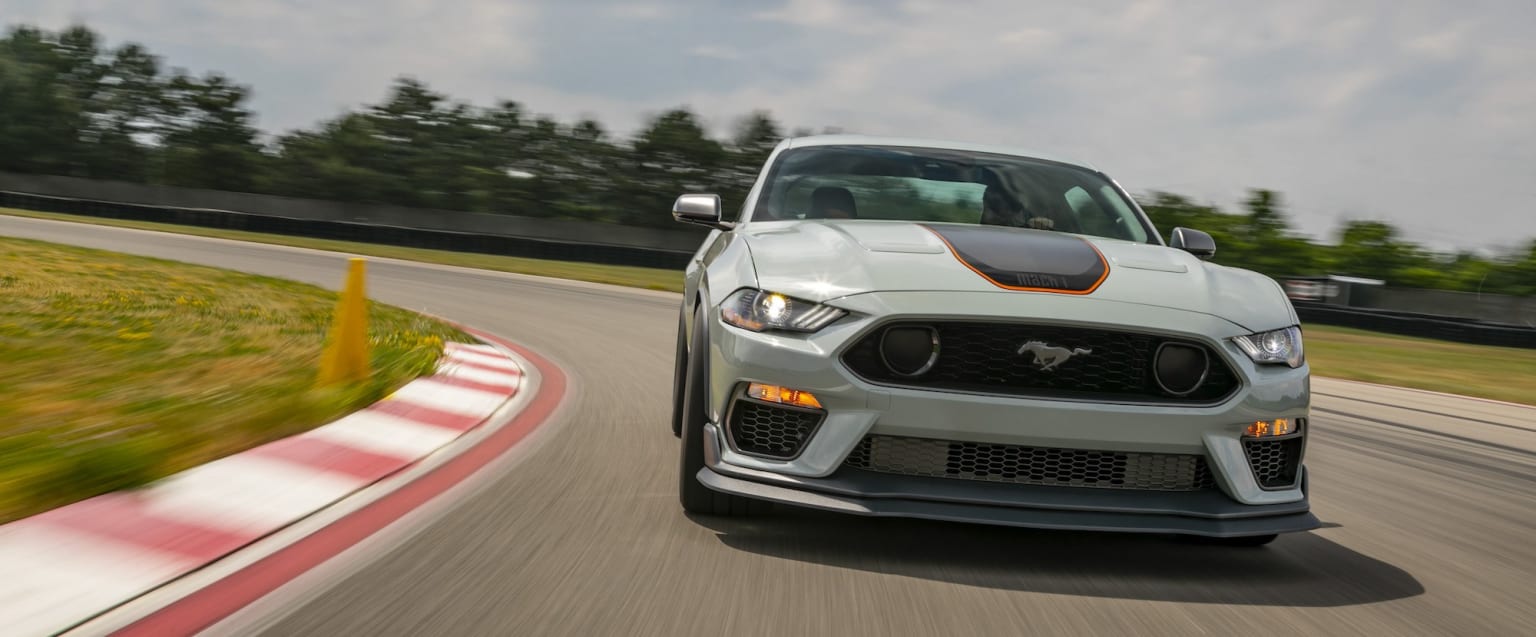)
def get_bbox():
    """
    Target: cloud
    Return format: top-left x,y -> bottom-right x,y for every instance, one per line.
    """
688,45 -> 740,61
684,1 -> 1536,250
751,0 -> 886,33
3,0 -> 1532,251
607,3 -> 667,20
